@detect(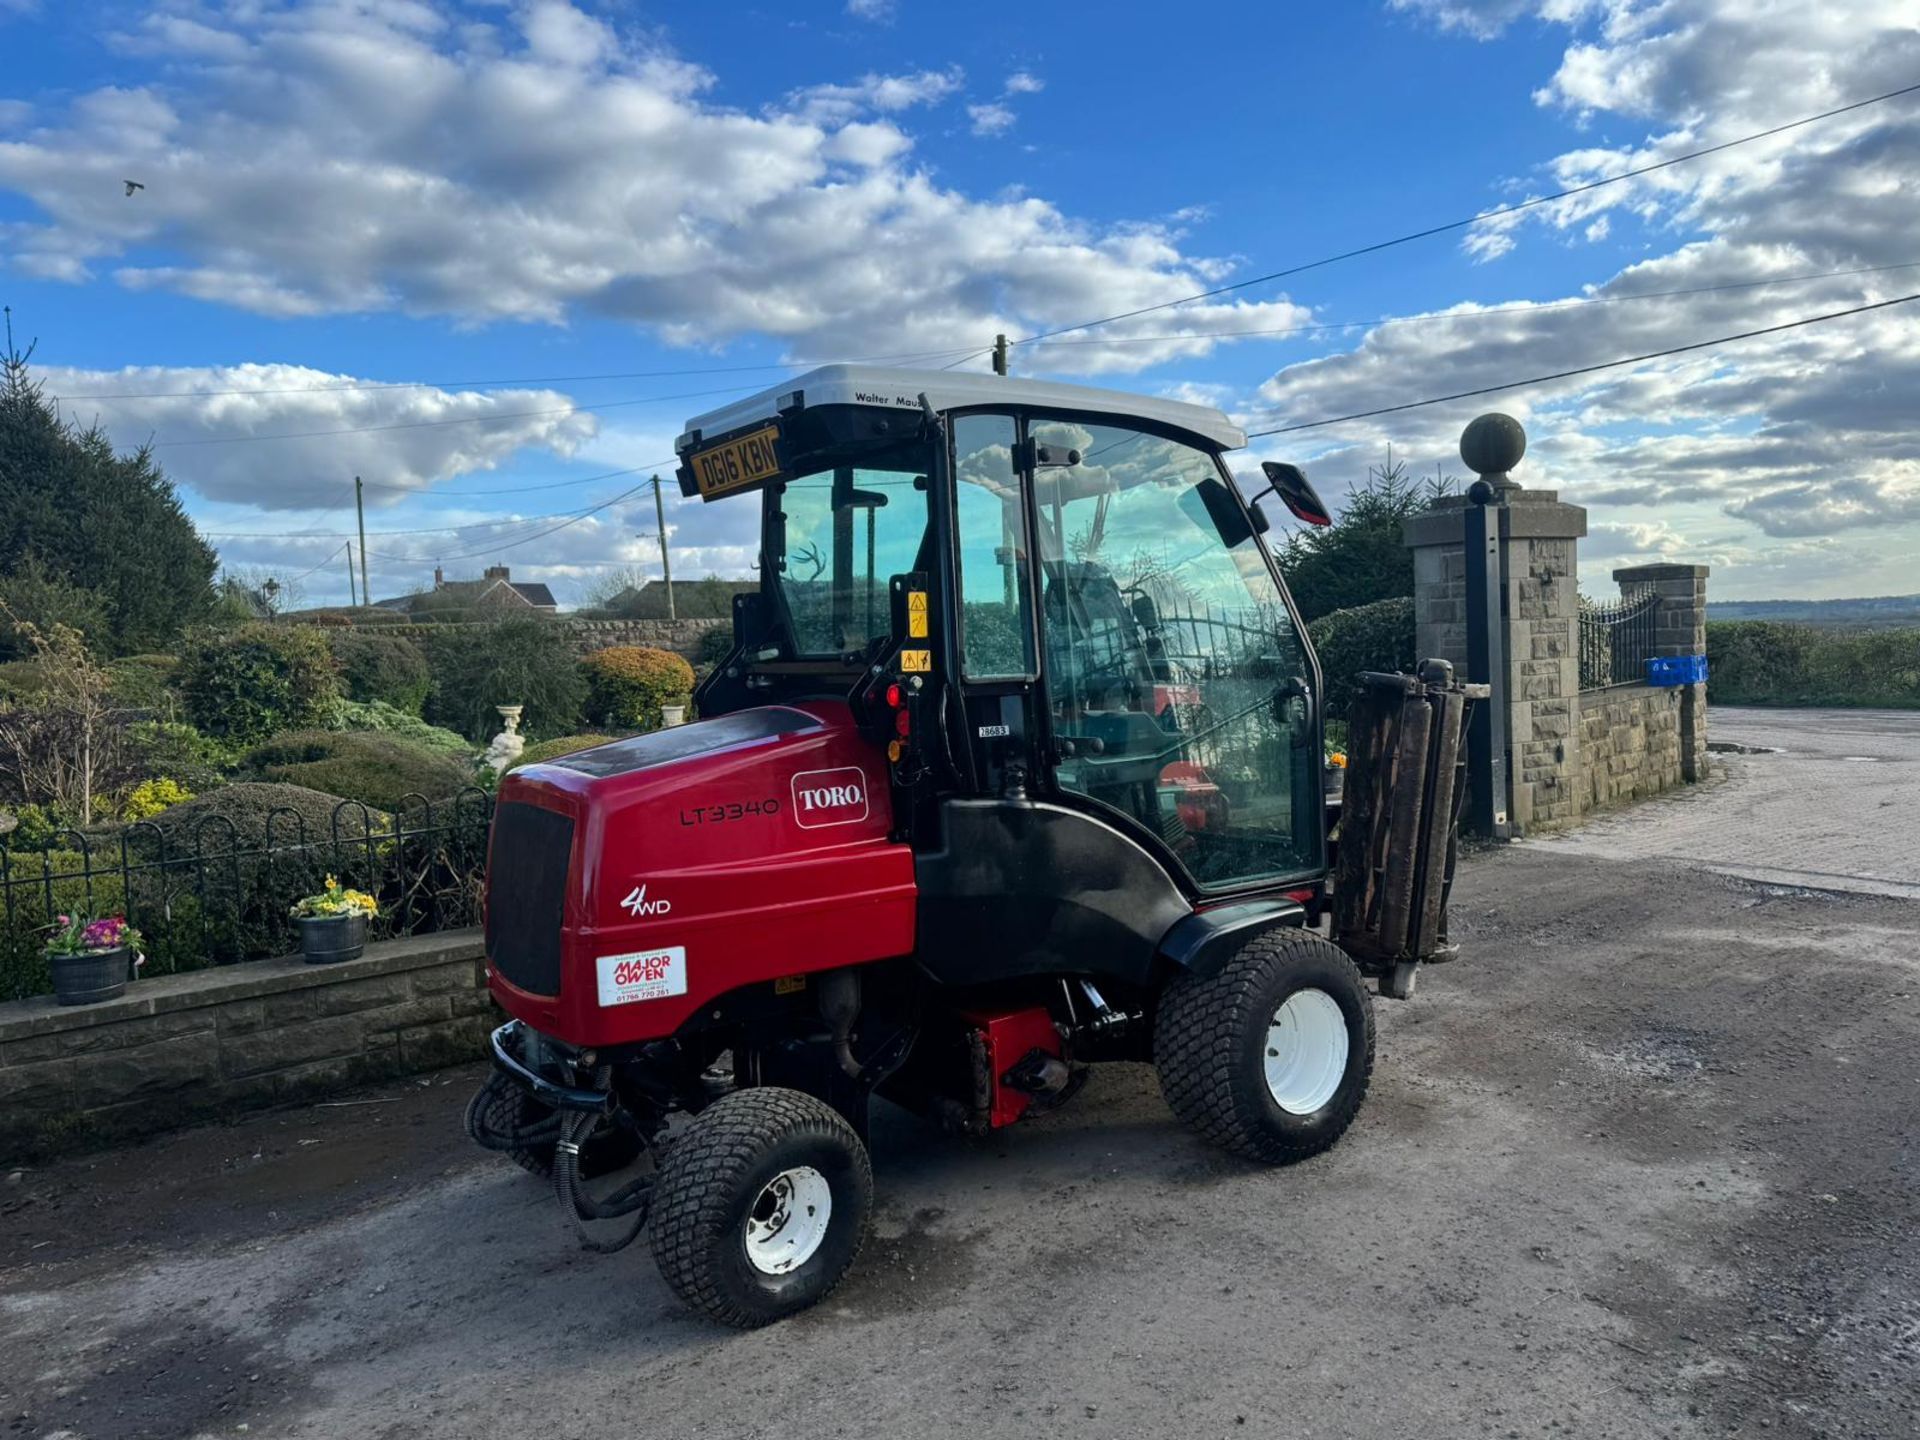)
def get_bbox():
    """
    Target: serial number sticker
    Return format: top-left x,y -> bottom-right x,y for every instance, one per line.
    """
907,610 -> 928,638
596,947 -> 687,1007
977,723 -> 1011,738
900,648 -> 932,673
680,796 -> 781,827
